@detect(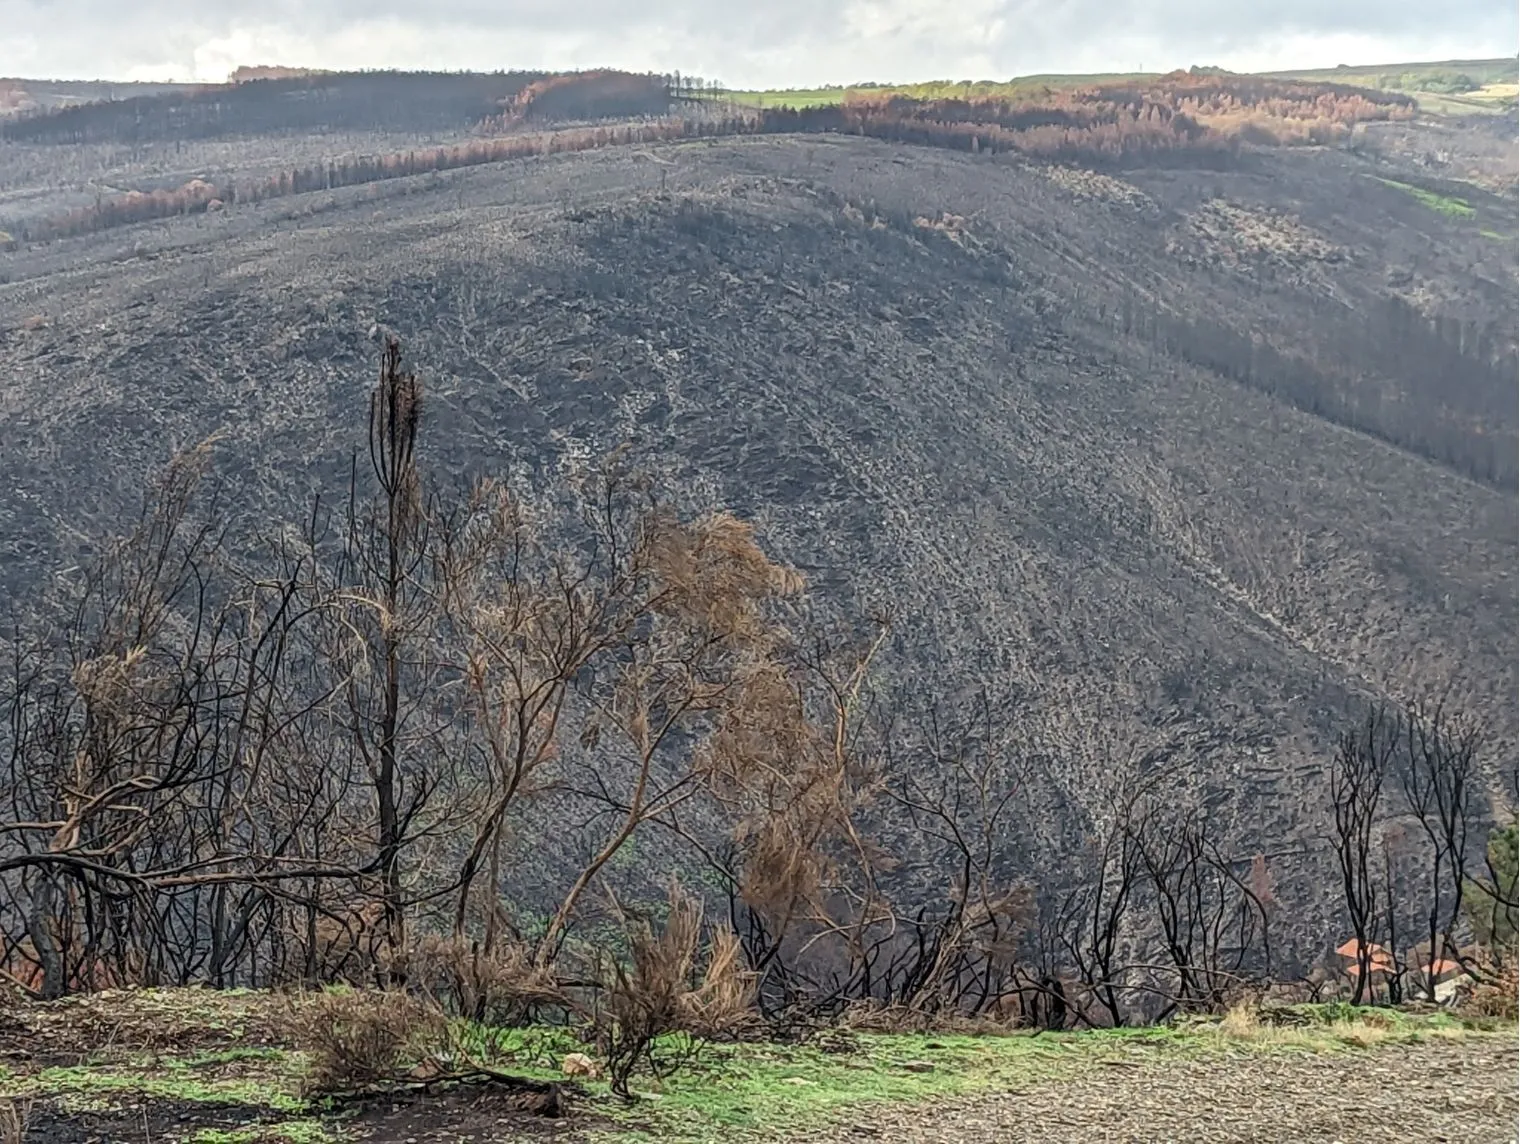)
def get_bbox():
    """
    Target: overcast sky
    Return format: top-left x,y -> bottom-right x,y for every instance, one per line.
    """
3,0 -> 1515,87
